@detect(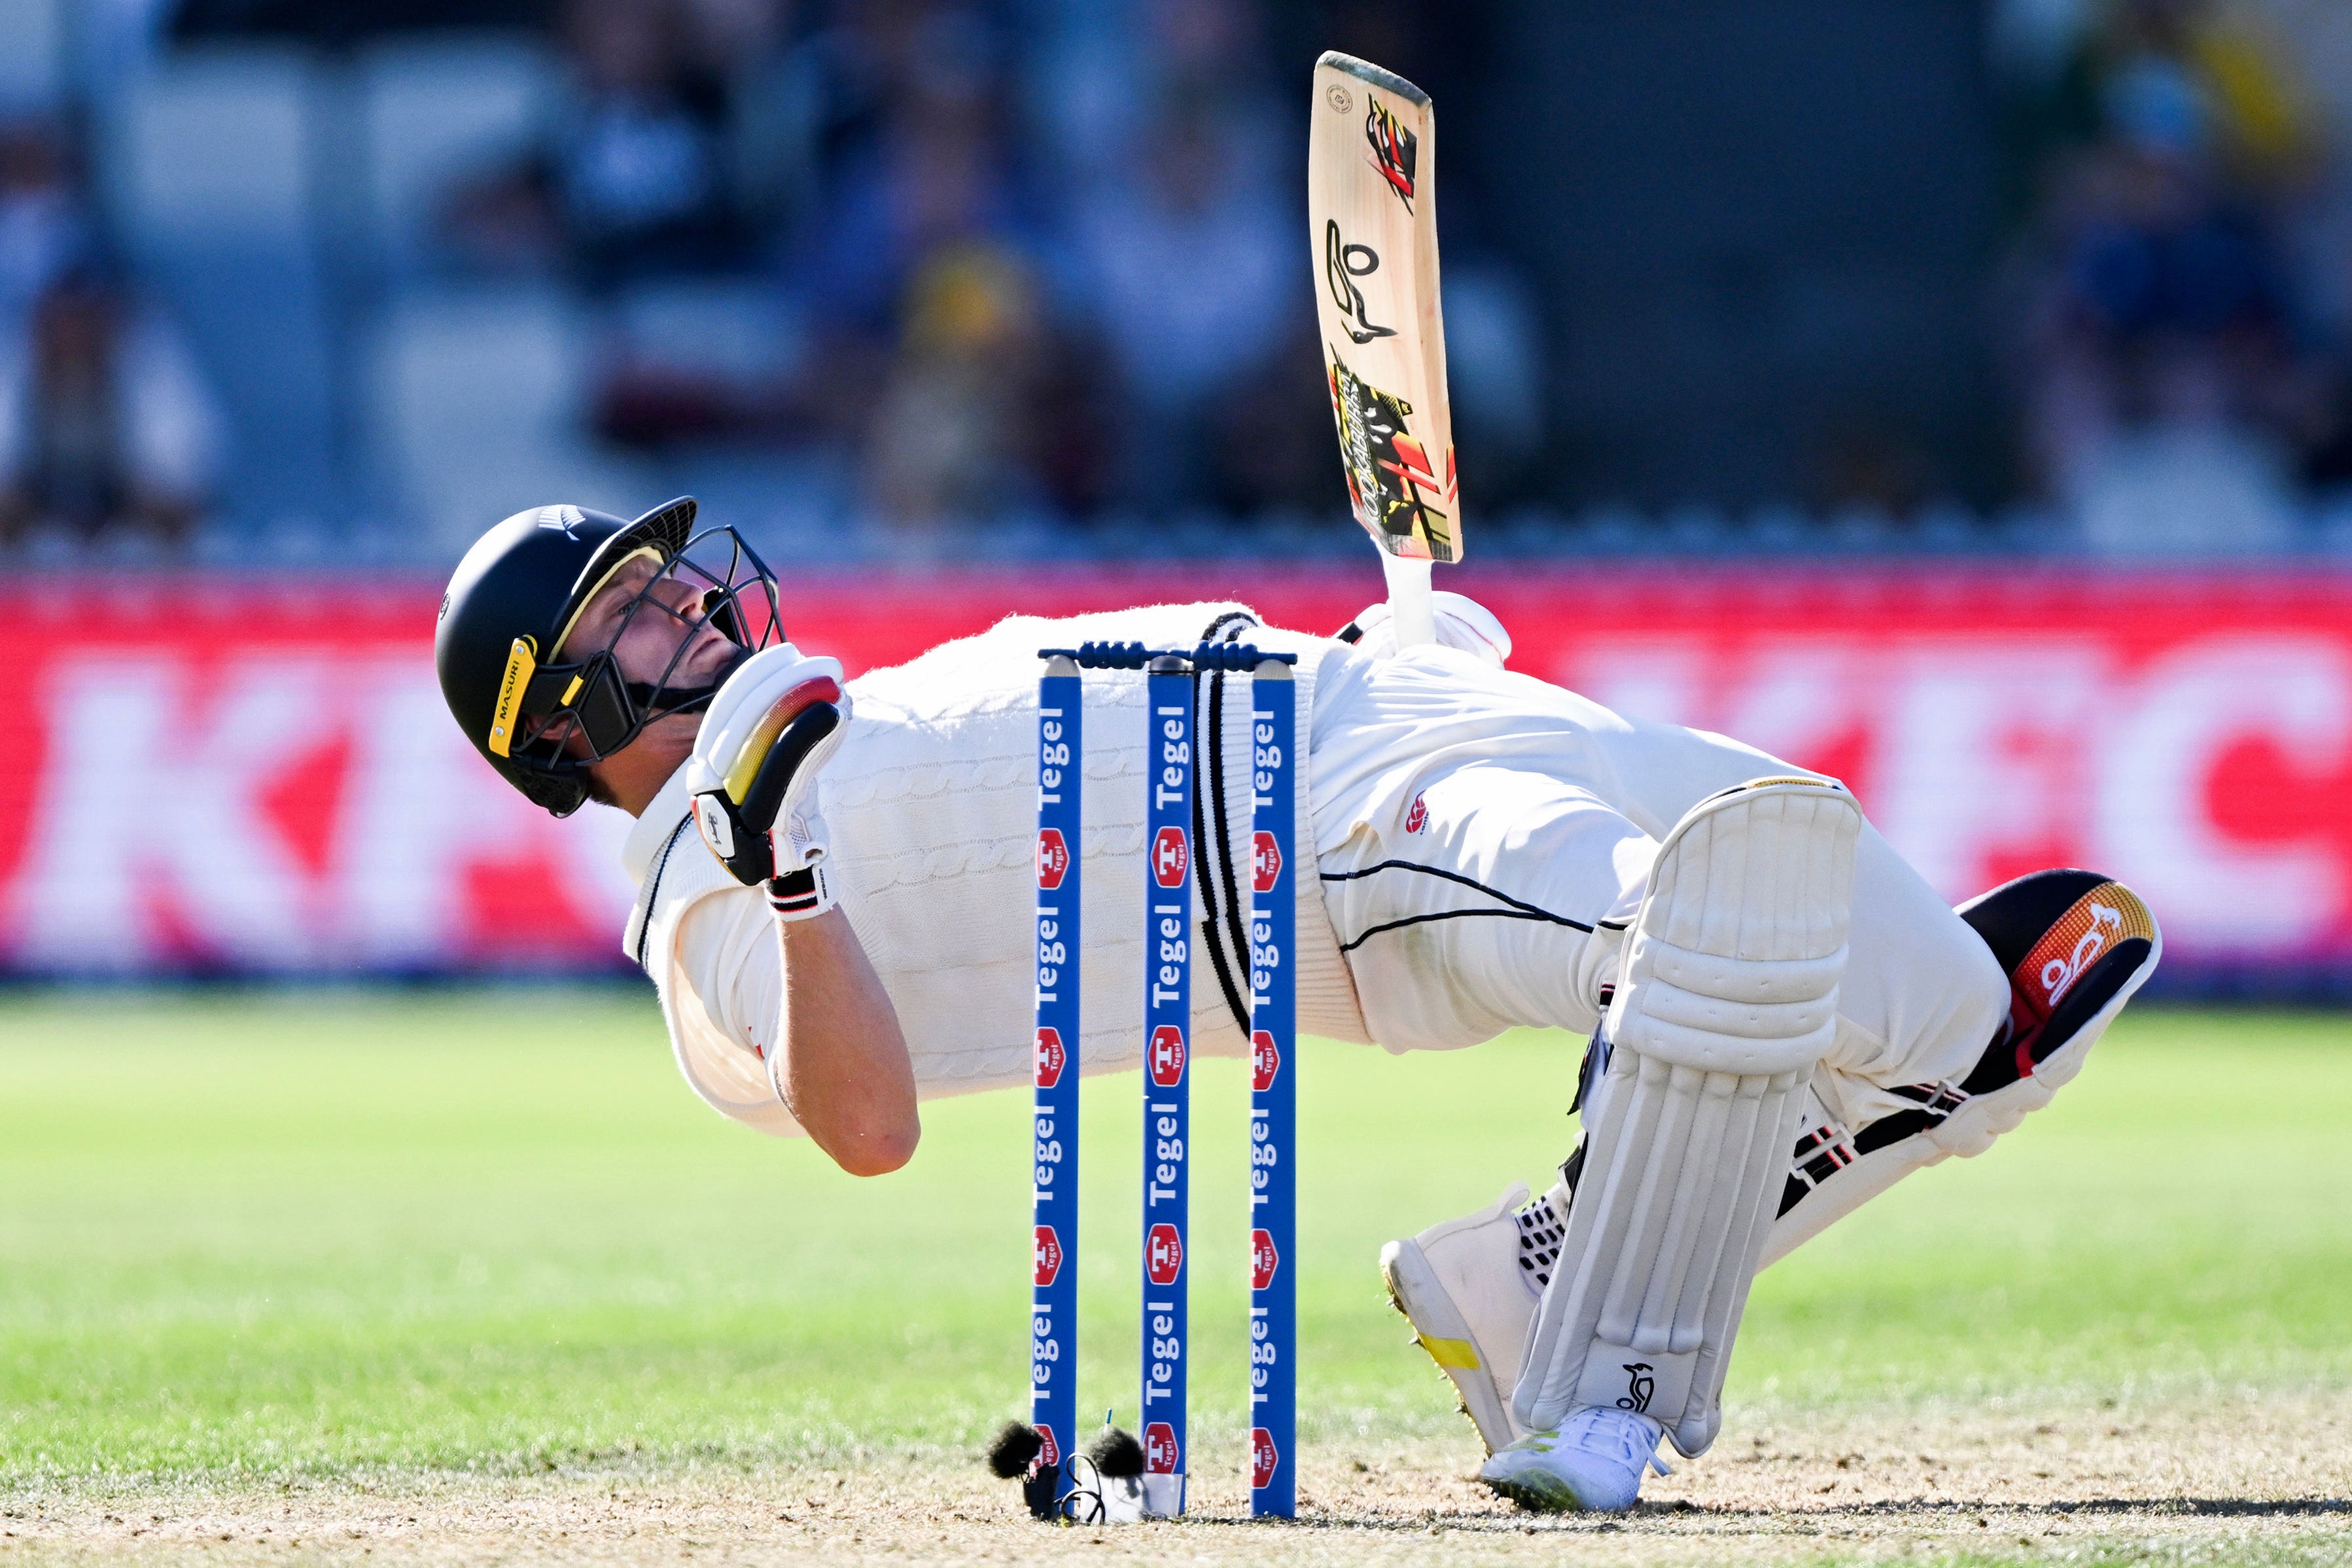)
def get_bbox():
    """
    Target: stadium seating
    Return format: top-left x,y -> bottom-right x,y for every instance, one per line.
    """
97,46 -> 342,527
353,33 -> 557,283
0,0 -> 63,110
364,285 -> 652,549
